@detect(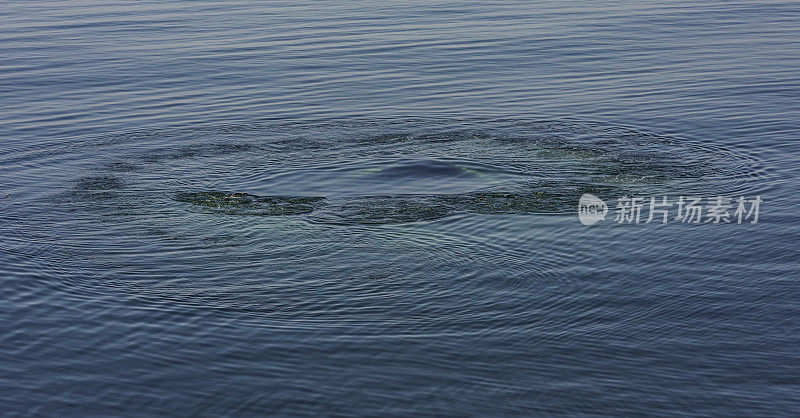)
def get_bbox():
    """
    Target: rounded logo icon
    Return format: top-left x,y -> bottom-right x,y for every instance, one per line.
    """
578,194 -> 608,225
